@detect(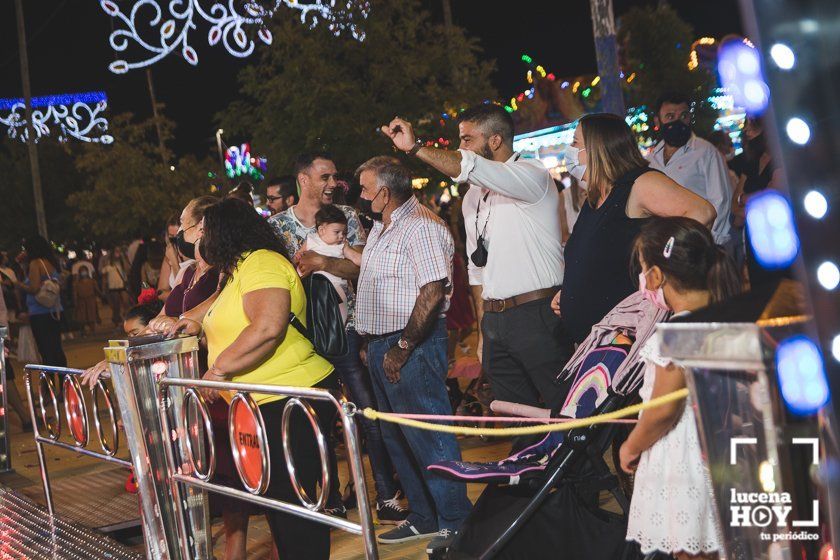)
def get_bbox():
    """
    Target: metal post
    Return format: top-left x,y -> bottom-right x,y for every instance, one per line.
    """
14,0 -> 47,238
24,370 -> 55,515
589,0 -> 625,116
0,327 -> 10,473
215,128 -> 225,172
342,404 -> 379,559
146,68 -> 168,167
